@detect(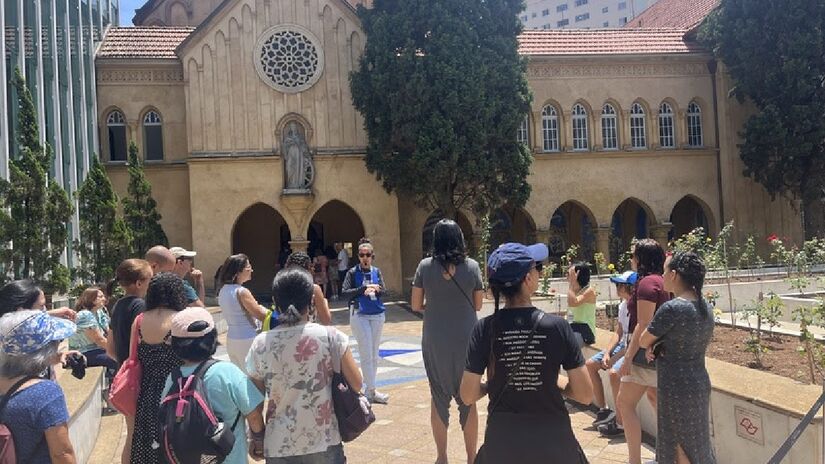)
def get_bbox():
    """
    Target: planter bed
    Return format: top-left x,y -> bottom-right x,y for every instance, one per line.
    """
595,310 -> 825,386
